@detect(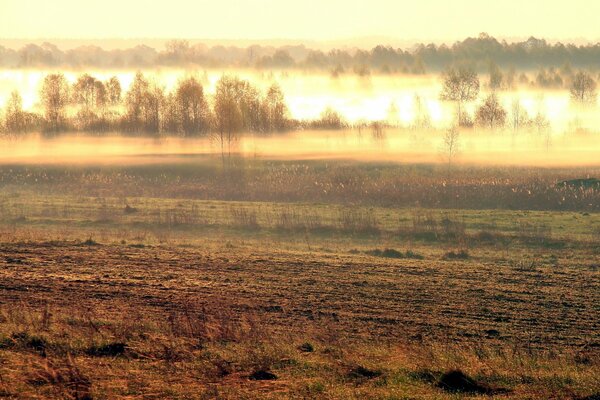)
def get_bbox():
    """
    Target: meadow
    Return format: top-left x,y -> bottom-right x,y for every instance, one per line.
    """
0,155 -> 598,399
